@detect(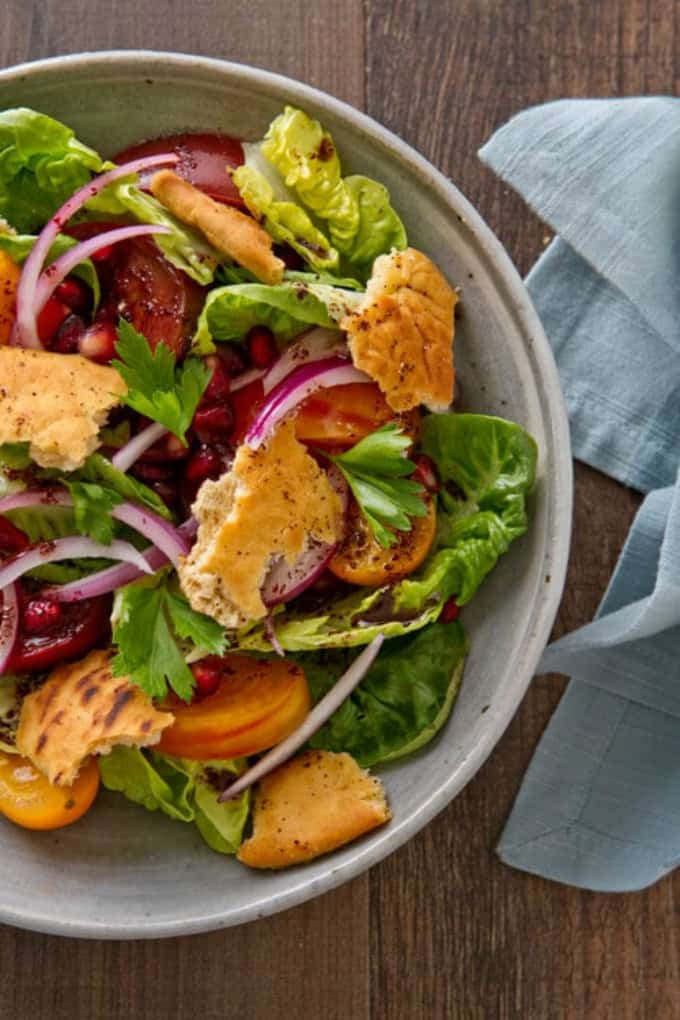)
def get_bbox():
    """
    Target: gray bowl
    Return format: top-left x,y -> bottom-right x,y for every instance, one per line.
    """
0,51 -> 572,939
